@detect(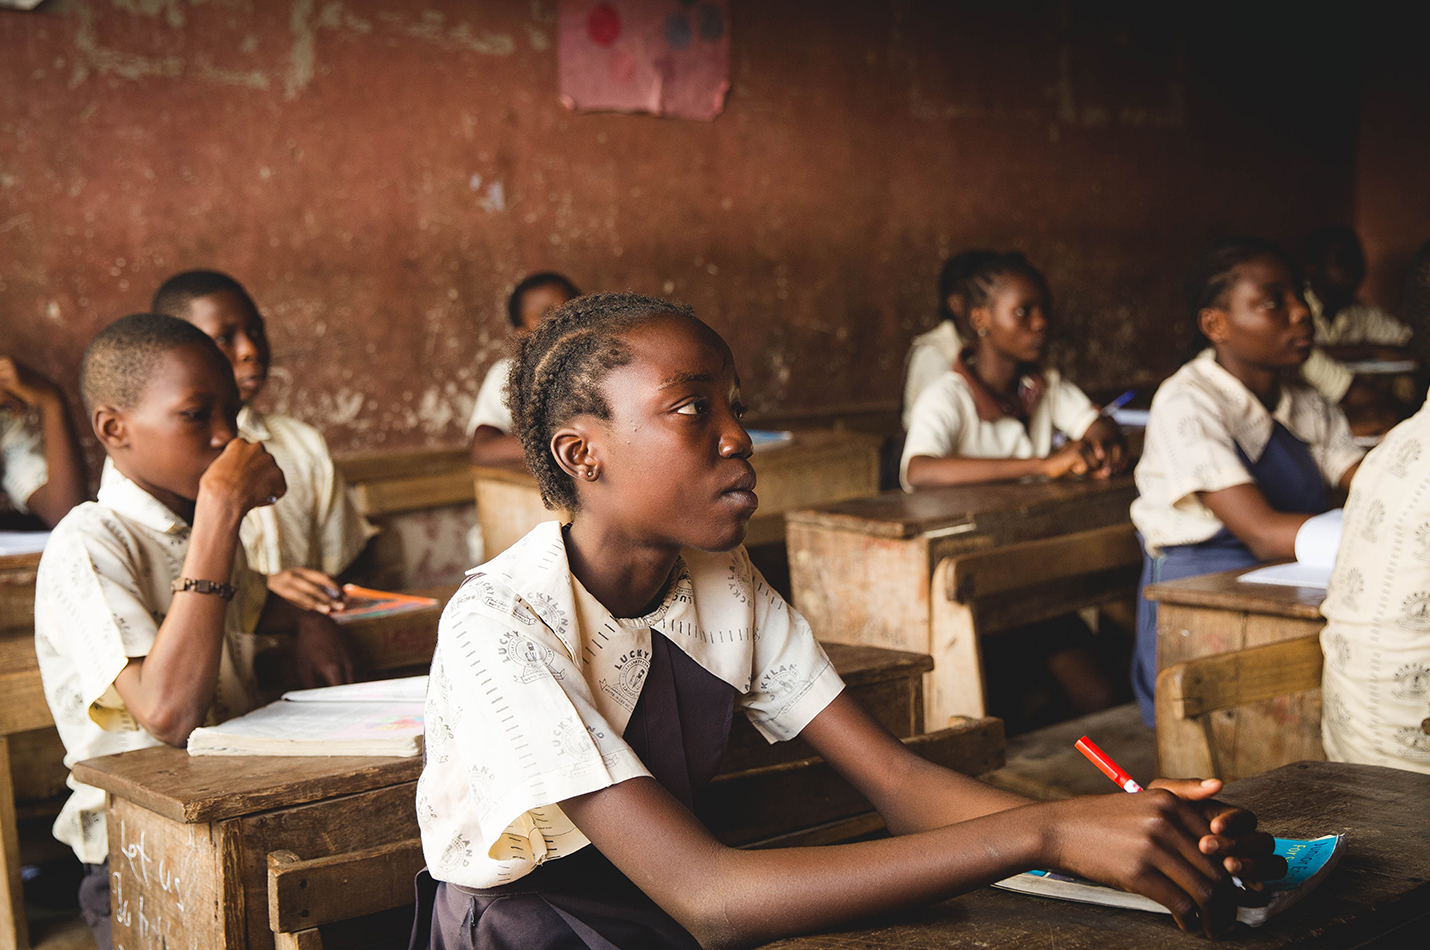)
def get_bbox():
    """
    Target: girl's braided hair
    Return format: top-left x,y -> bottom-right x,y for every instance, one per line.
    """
961,251 -> 1051,314
506,291 -> 698,511
1182,236 -> 1299,353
